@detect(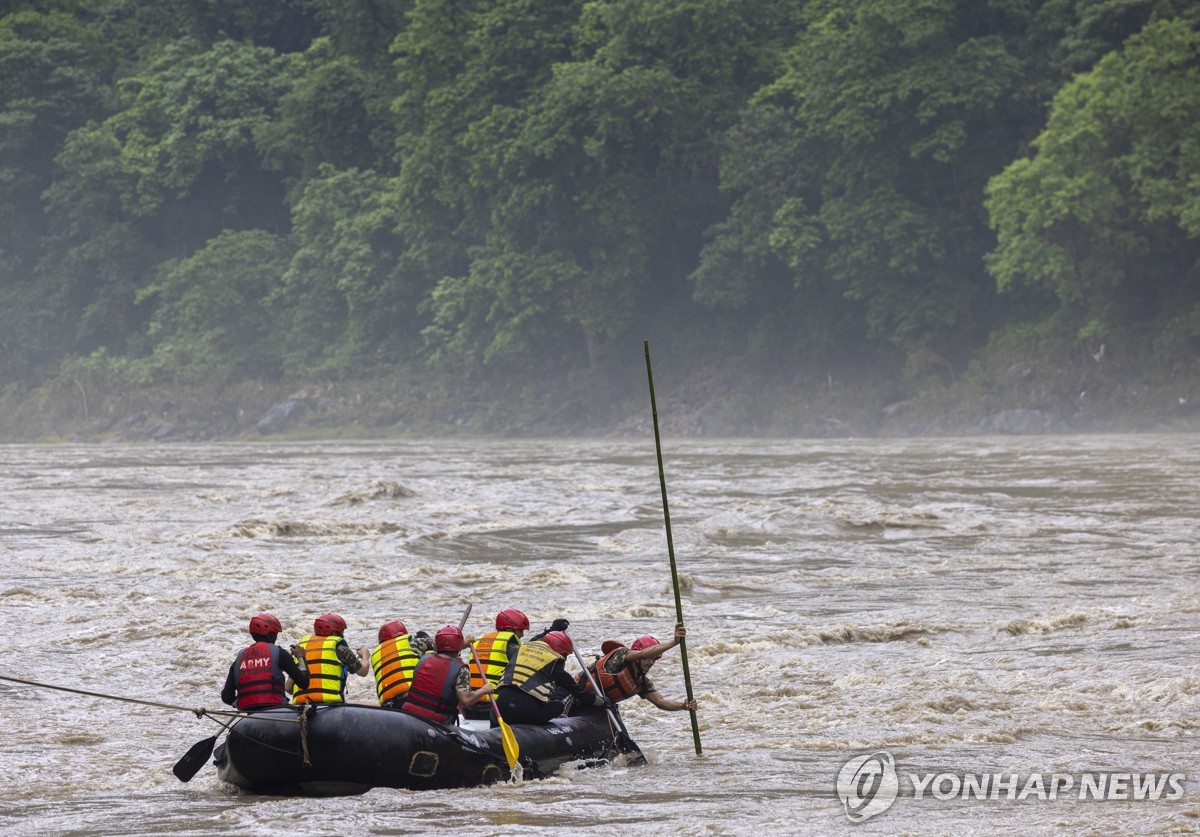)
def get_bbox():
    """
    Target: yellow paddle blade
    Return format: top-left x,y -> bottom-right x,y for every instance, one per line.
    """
499,717 -> 520,770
